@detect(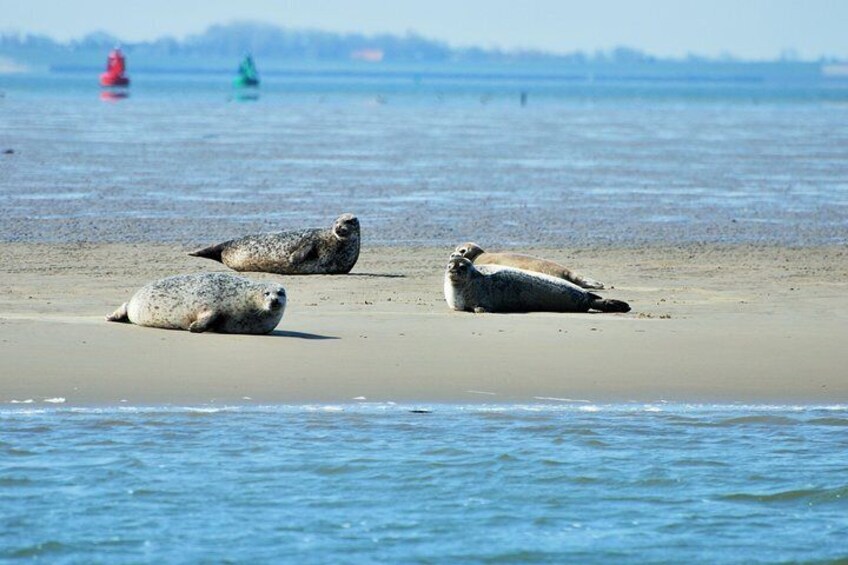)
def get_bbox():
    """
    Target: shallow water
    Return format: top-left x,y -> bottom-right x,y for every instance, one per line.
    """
1,71 -> 847,246
2,403 -> 847,562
